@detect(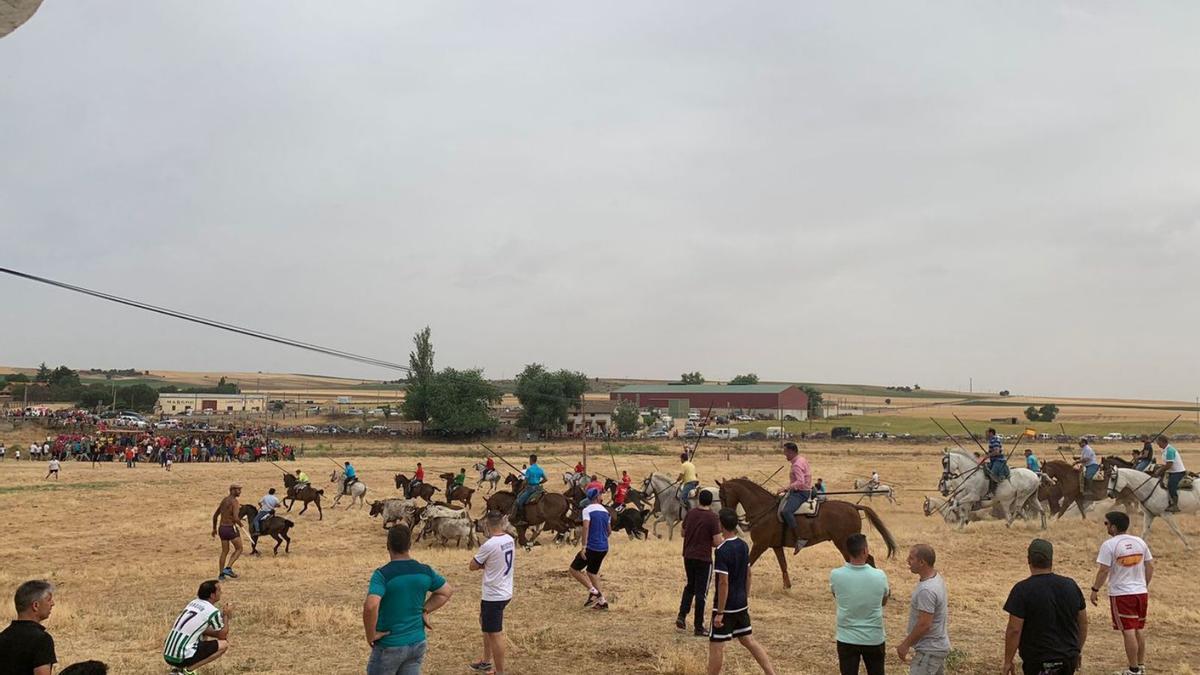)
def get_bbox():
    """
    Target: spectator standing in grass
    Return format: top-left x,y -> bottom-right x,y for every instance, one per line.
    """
1002,539 -> 1087,675
0,579 -> 58,675
830,533 -> 890,675
895,544 -> 950,675
1090,511 -> 1153,675
677,489 -> 721,636
706,507 -> 776,675
468,511 -> 515,675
